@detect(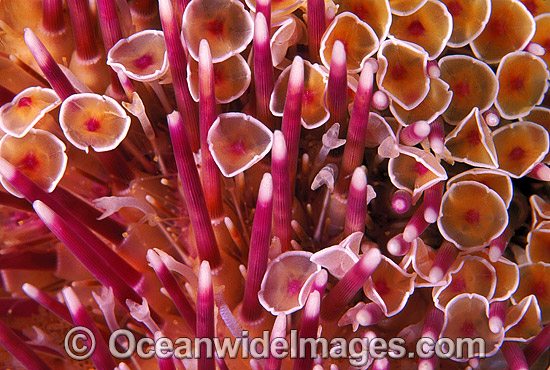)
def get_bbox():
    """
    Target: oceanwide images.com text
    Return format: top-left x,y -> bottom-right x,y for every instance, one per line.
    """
65,327 -> 487,366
